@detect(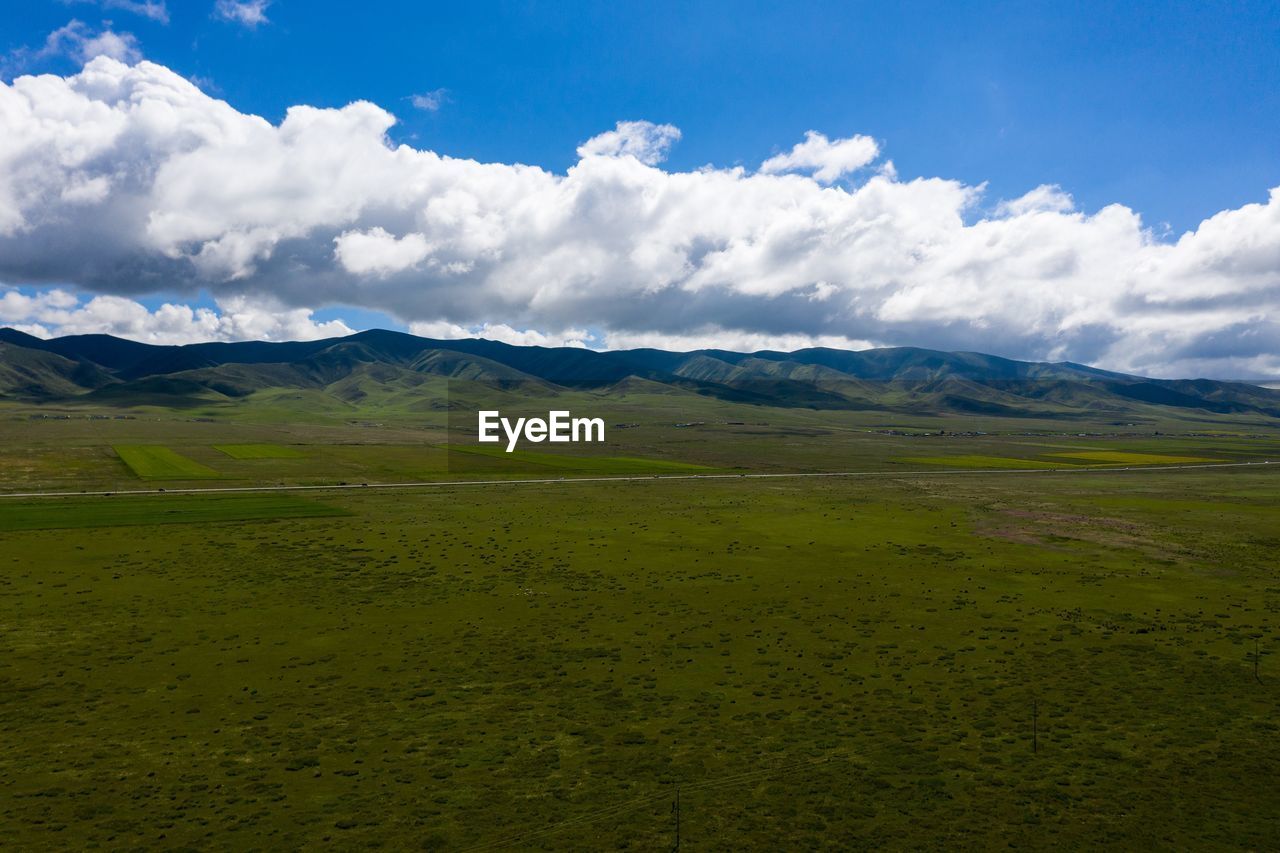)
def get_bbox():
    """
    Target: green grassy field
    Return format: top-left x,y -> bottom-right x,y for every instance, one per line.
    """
215,443 -> 307,459
115,444 -> 221,479
1,465 -> 1277,849
0,494 -> 348,531
2,400 -> 1277,493
897,454 -> 1071,469
1048,450 -> 1222,465
0,397 -> 1278,848
444,443 -> 720,475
